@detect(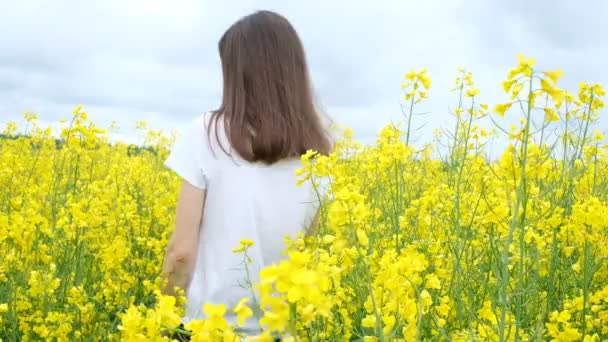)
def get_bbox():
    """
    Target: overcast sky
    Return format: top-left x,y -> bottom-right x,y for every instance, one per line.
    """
1,0 -> 606,145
